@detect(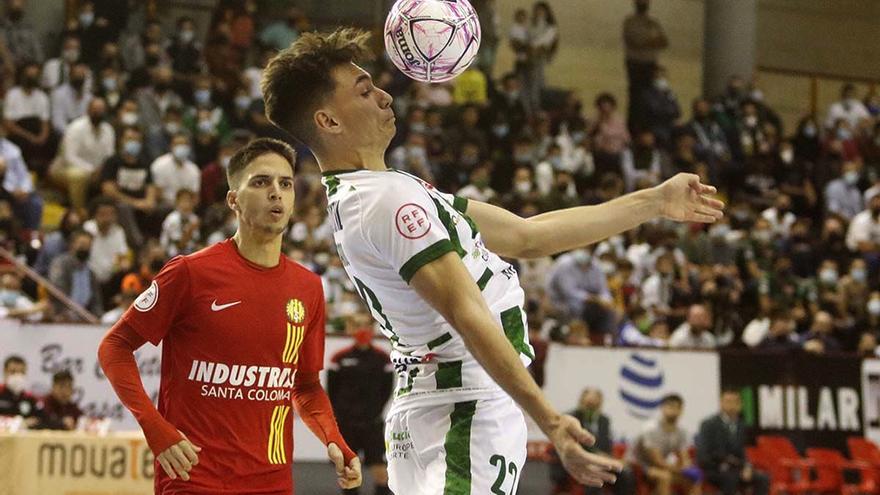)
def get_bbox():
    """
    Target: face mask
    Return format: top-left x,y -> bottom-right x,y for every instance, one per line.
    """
838,128 -> 853,140
780,149 -> 794,164
844,170 -> 859,185
851,268 -> 867,283
492,124 -> 509,138
571,249 -> 591,265
197,119 -> 214,134
5,373 -> 26,395
194,89 -> 211,106
409,122 -> 426,134
869,299 -> 880,317
514,152 -> 532,165
172,144 -> 190,161
75,248 -> 90,262
753,230 -> 771,243
22,75 -> 37,89
744,115 -> 758,128
180,30 -> 195,44
709,224 -> 730,238
165,122 -> 181,134
220,156 -> 231,168
750,89 -> 764,102
549,156 -> 563,169
599,261 -> 615,275
79,12 -> 94,27
63,48 -> 80,63
803,123 -> 817,137
514,181 -> 532,194
123,140 -> 141,156
506,90 -> 520,101
819,268 -> 838,285
70,77 -> 85,91
0,289 -> 18,307
234,95 -> 251,111
102,77 -> 117,92
654,78 -> 669,91
571,131 -> 586,144
89,113 -> 104,126
120,112 -> 138,126
460,154 -> 478,167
